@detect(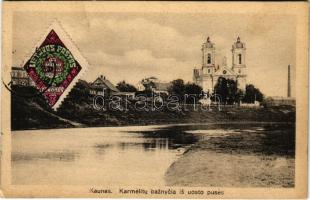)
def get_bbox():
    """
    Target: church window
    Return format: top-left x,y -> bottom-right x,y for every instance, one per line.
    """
223,70 -> 227,74
208,69 -> 210,73
238,54 -> 242,64
207,53 -> 211,64
238,69 -> 241,74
